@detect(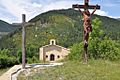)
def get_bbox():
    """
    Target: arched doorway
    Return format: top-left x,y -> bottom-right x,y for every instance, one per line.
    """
50,54 -> 55,61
